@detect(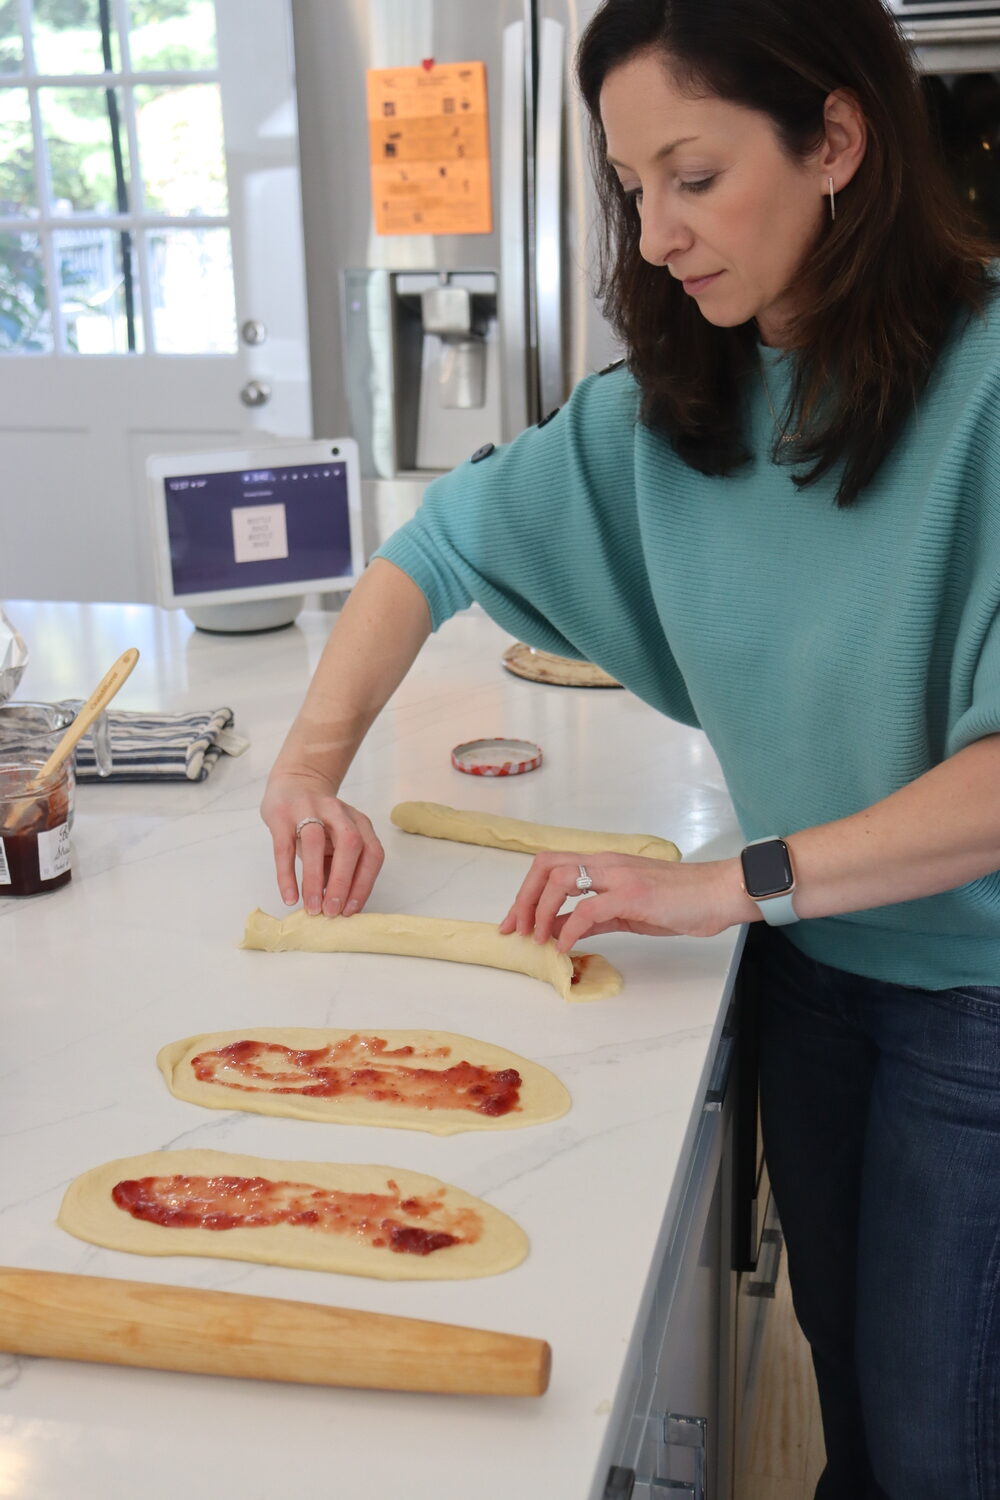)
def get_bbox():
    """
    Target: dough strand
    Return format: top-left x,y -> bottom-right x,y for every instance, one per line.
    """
242,909 -> 623,1002
390,800 -> 681,862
